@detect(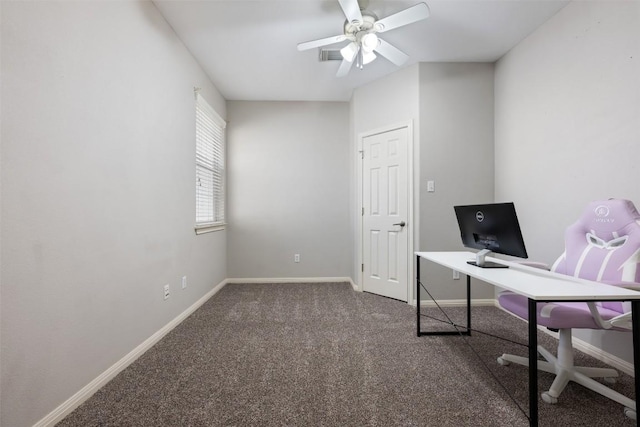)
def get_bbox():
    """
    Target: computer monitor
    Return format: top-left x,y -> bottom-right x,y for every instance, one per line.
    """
454,202 -> 528,268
